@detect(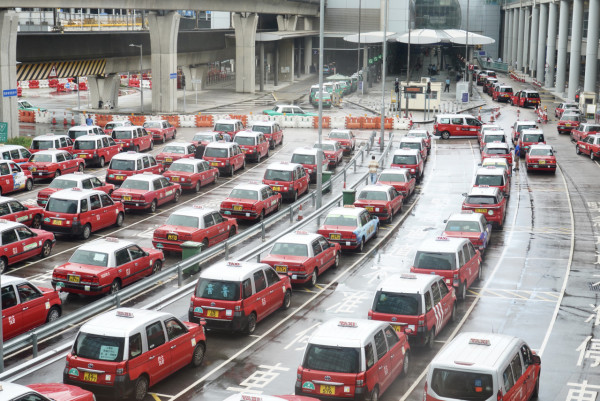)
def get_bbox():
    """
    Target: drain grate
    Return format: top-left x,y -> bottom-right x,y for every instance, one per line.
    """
588,282 -> 600,292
